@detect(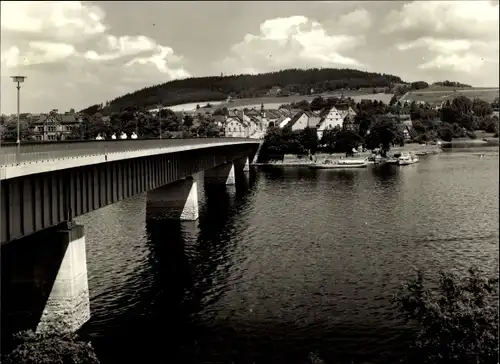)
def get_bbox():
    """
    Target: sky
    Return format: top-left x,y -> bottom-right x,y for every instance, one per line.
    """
1,1 -> 499,114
